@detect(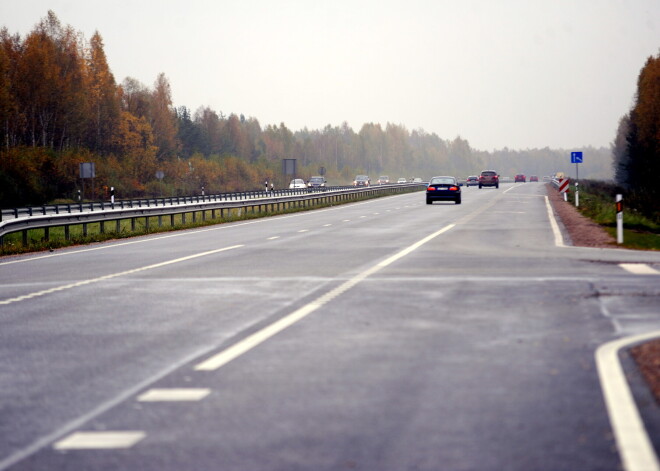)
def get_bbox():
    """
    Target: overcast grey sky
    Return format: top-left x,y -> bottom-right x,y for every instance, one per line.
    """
2,0 -> 658,151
